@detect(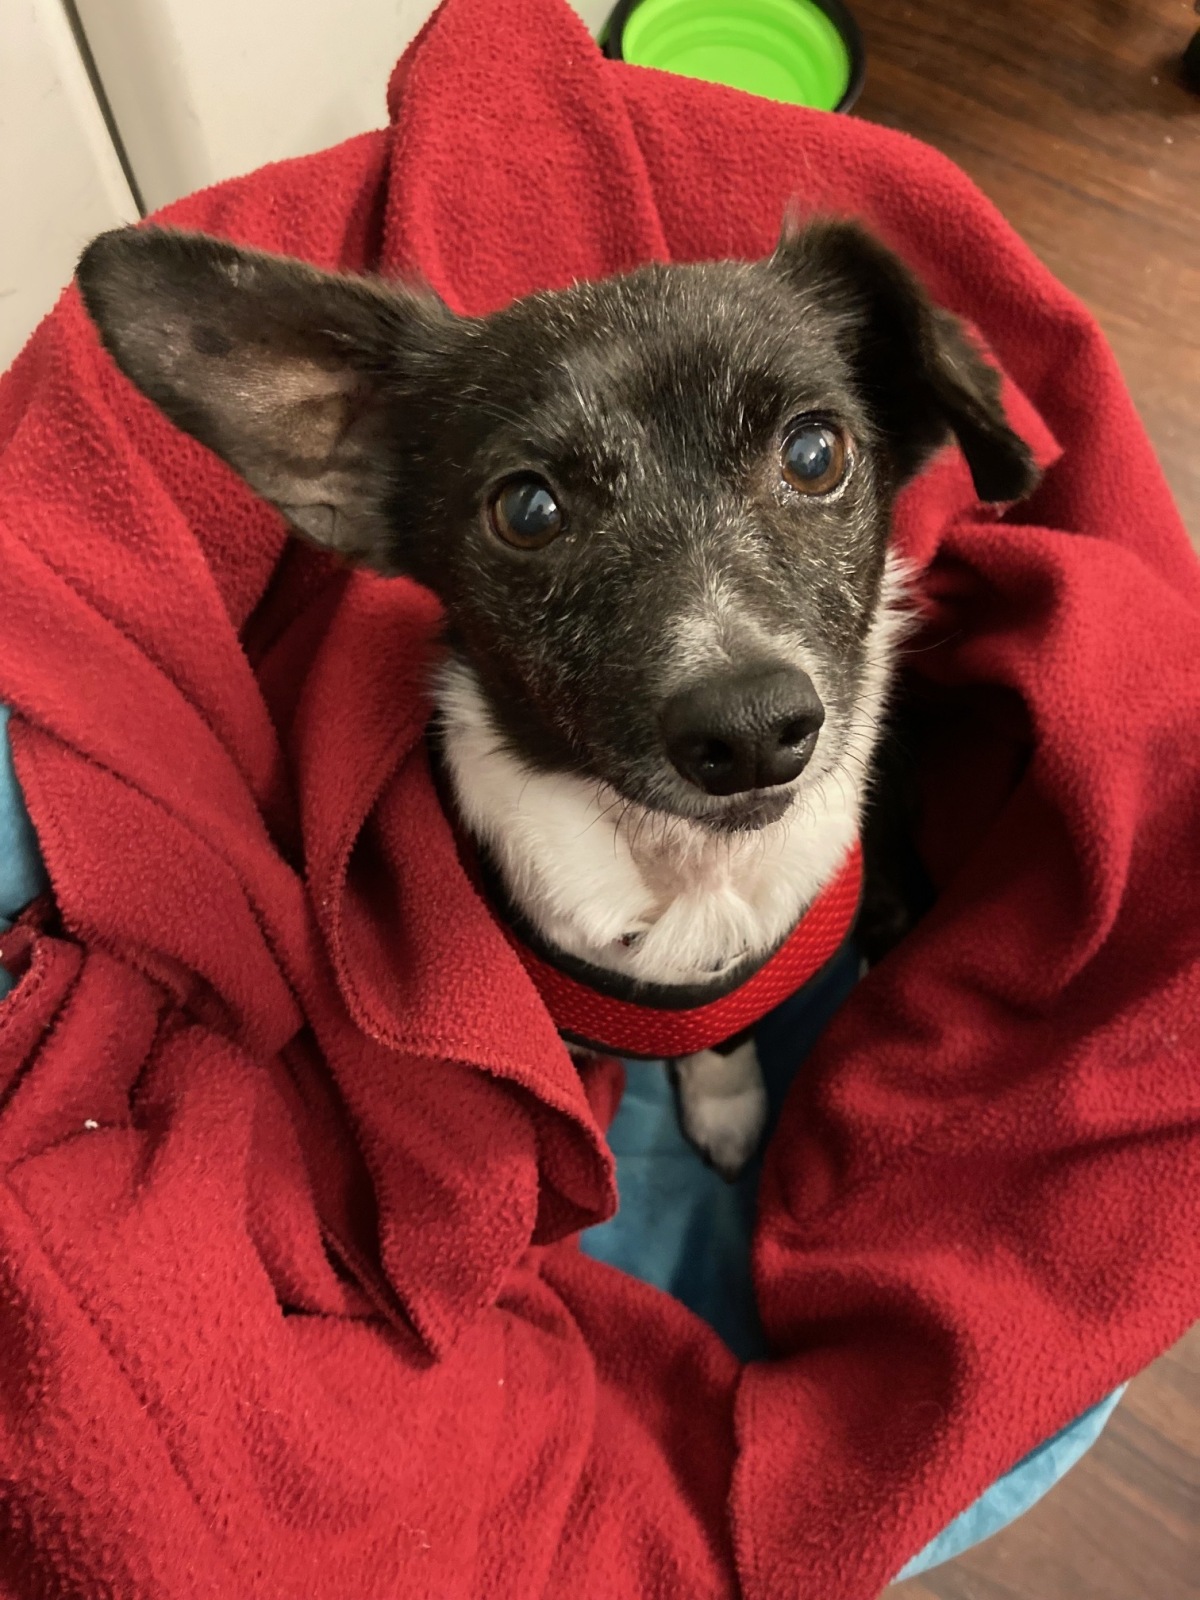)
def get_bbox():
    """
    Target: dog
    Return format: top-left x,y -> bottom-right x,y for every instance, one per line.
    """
76,219 -> 1037,1178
